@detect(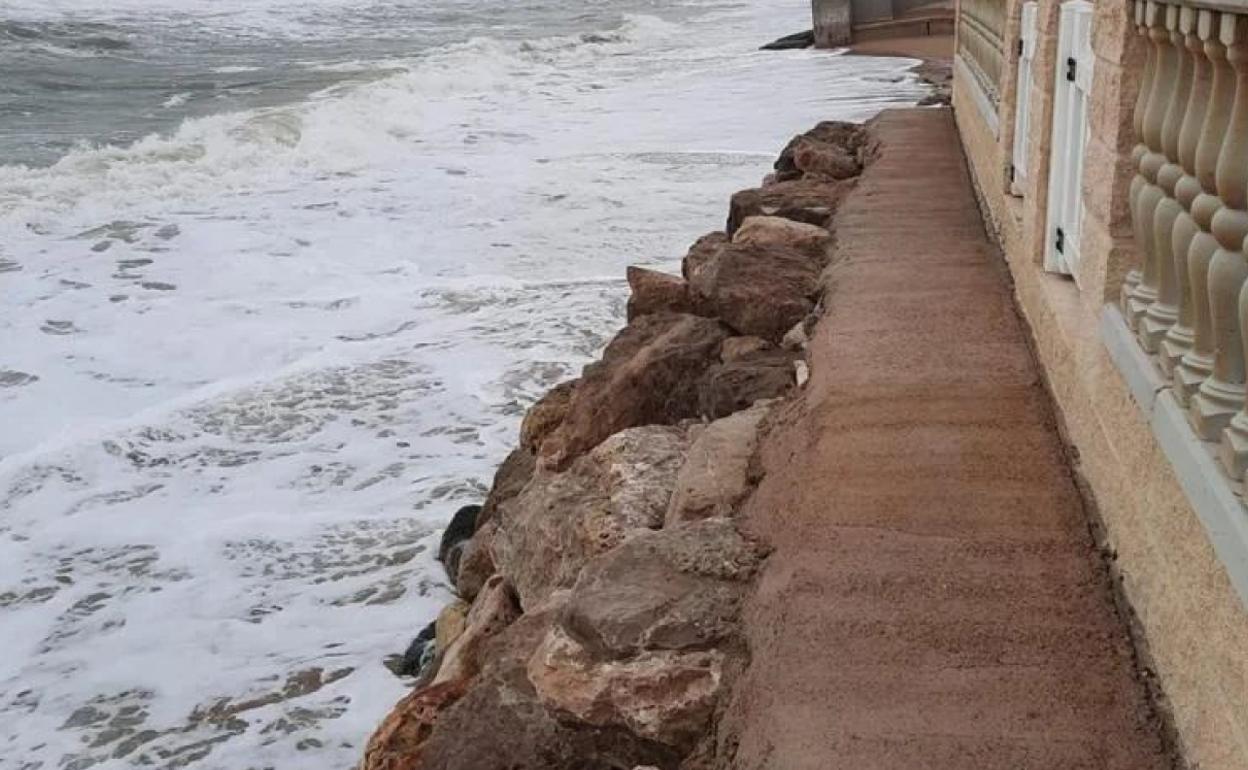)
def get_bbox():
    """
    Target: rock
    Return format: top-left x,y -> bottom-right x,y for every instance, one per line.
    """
519,381 -> 577,454
732,215 -> 832,259
435,601 -> 470,652
496,426 -> 691,609
697,350 -> 797,419
366,608 -> 680,770
795,359 -> 810,388
687,243 -> 819,342
528,625 -> 725,753
434,576 -> 522,686
667,404 -> 771,525
759,29 -> 814,50
626,266 -> 692,321
727,178 -> 853,235
560,519 -> 766,656
390,621 -> 437,678
681,232 -> 730,283
454,519 -> 497,602
438,505 -> 480,581
720,336 -> 774,363
478,448 -> 535,529
540,314 -> 729,469
791,136 -> 860,181
781,320 -> 809,351
774,120 -> 866,179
